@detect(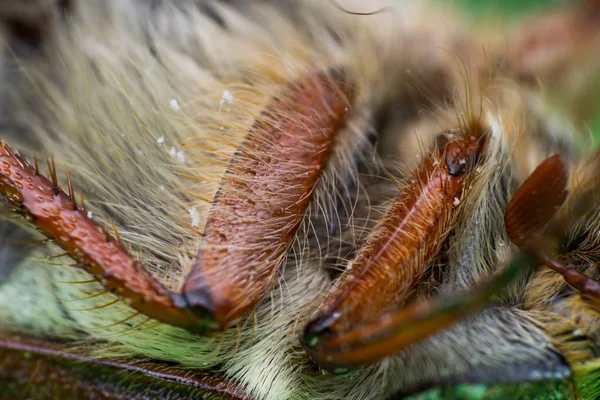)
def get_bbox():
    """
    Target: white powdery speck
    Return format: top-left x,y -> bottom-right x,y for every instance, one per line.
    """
170,99 -> 181,111
219,89 -> 234,112
168,146 -> 185,163
87,211 -> 93,219
189,207 -> 200,228
157,136 -> 165,144
453,197 -> 460,206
